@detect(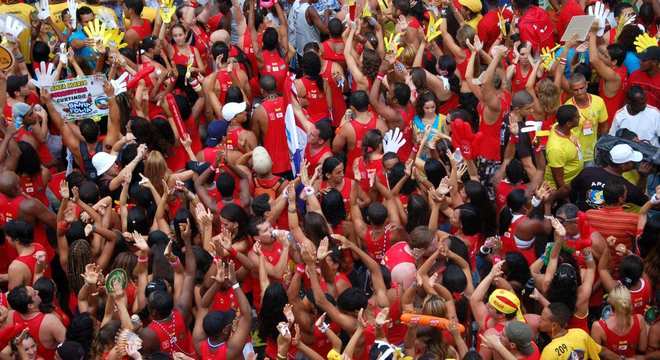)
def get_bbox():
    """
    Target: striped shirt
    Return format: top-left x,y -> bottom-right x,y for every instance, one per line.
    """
585,206 -> 640,250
